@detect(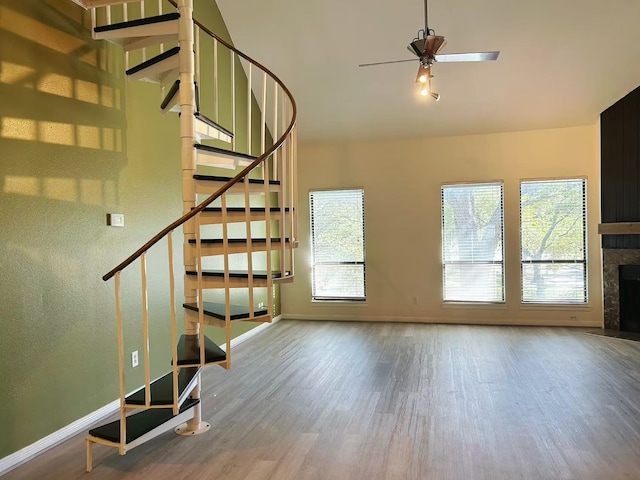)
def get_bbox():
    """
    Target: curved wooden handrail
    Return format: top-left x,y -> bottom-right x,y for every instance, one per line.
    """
102,3 -> 297,281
